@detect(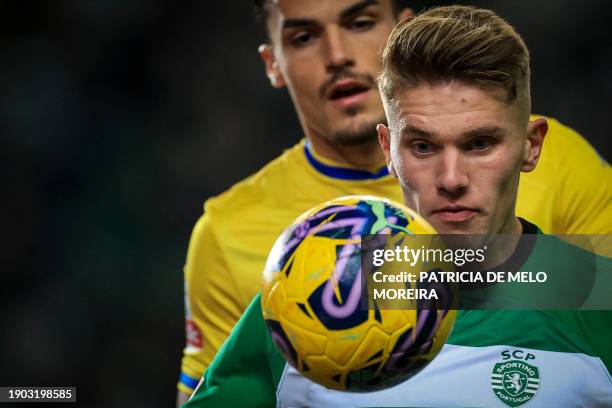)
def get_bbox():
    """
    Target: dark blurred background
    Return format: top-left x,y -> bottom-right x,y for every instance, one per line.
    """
1,0 -> 610,407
